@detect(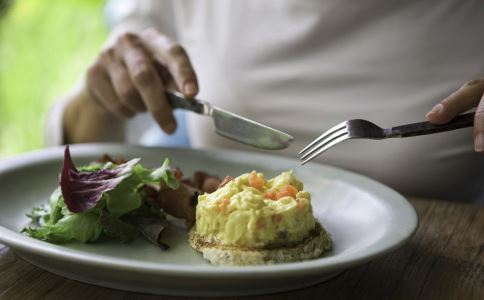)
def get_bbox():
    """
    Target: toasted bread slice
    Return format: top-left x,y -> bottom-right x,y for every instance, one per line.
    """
188,220 -> 331,266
